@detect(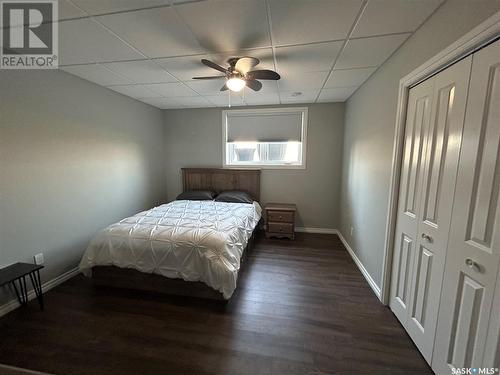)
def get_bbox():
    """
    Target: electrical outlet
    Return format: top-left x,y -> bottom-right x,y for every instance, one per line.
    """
350,226 -> 354,236
34,253 -> 44,265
